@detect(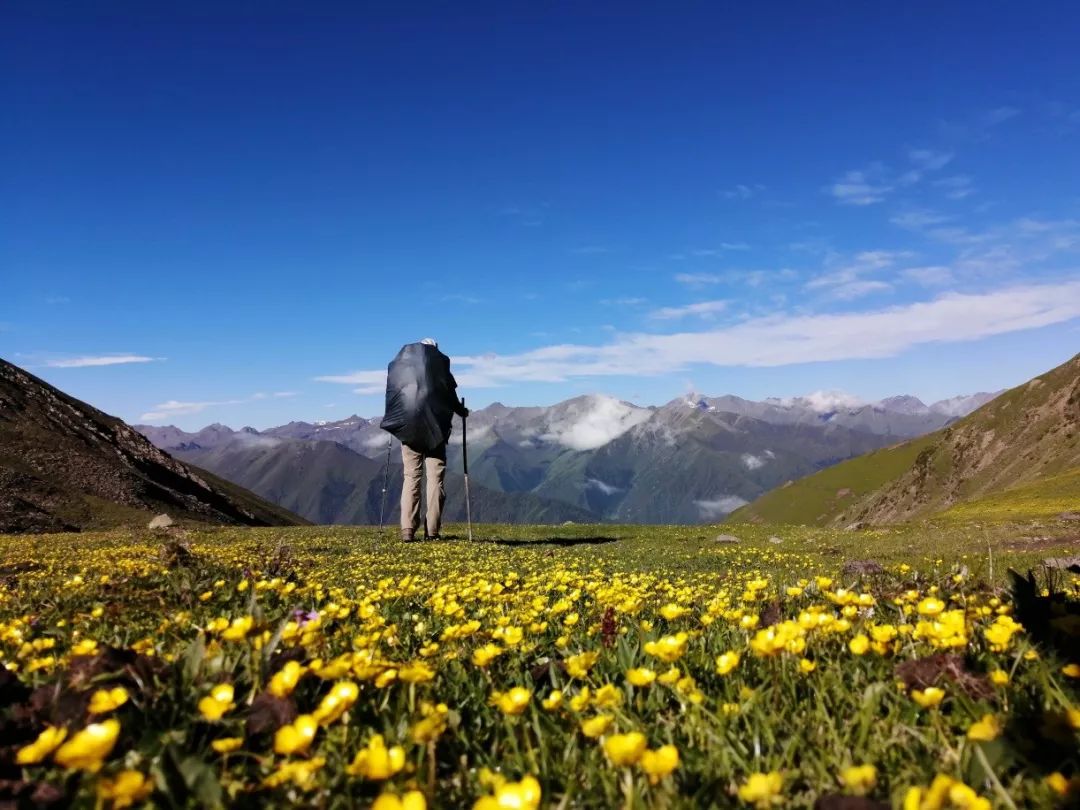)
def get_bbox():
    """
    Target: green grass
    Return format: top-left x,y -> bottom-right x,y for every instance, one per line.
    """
1,520 -> 1078,808
728,435 -> 935,526
938,467 -> 1080,523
